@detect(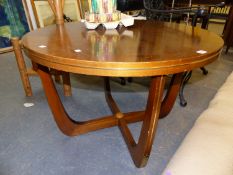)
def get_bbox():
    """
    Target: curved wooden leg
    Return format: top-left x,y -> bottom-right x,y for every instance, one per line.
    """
49,69 -> 71,96
38,65 -> 115,136
160,73 -> 183,118
121,76 -> 165,167
37,65 -> 144,136
104,74 -> 183,167
37,65 -> 182,168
